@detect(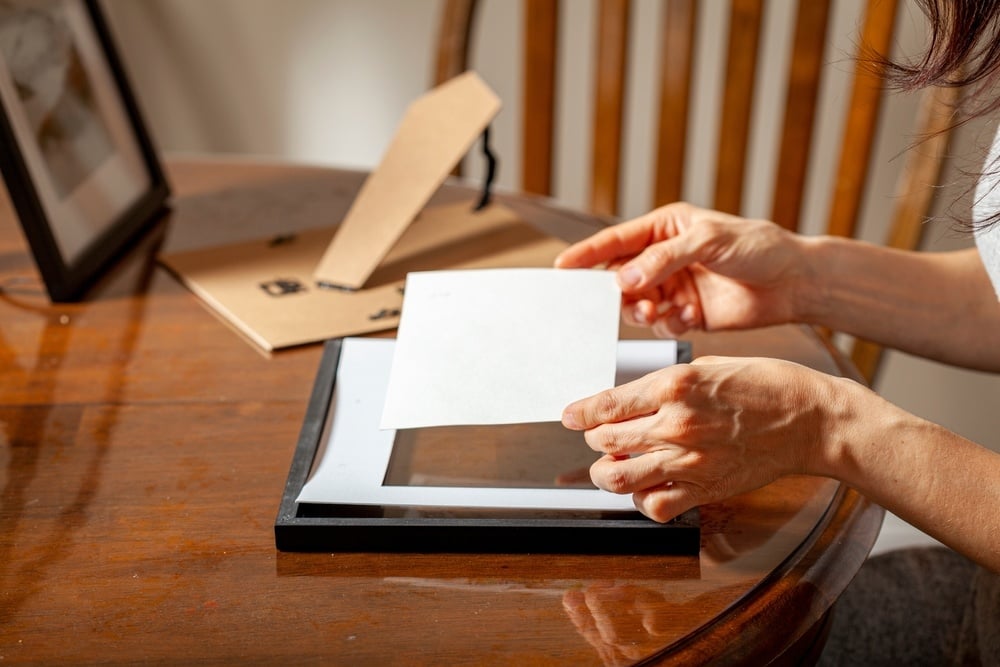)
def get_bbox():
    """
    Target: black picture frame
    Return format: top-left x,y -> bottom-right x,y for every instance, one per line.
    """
0,0 -> 169,301
275,339 -> 700,554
